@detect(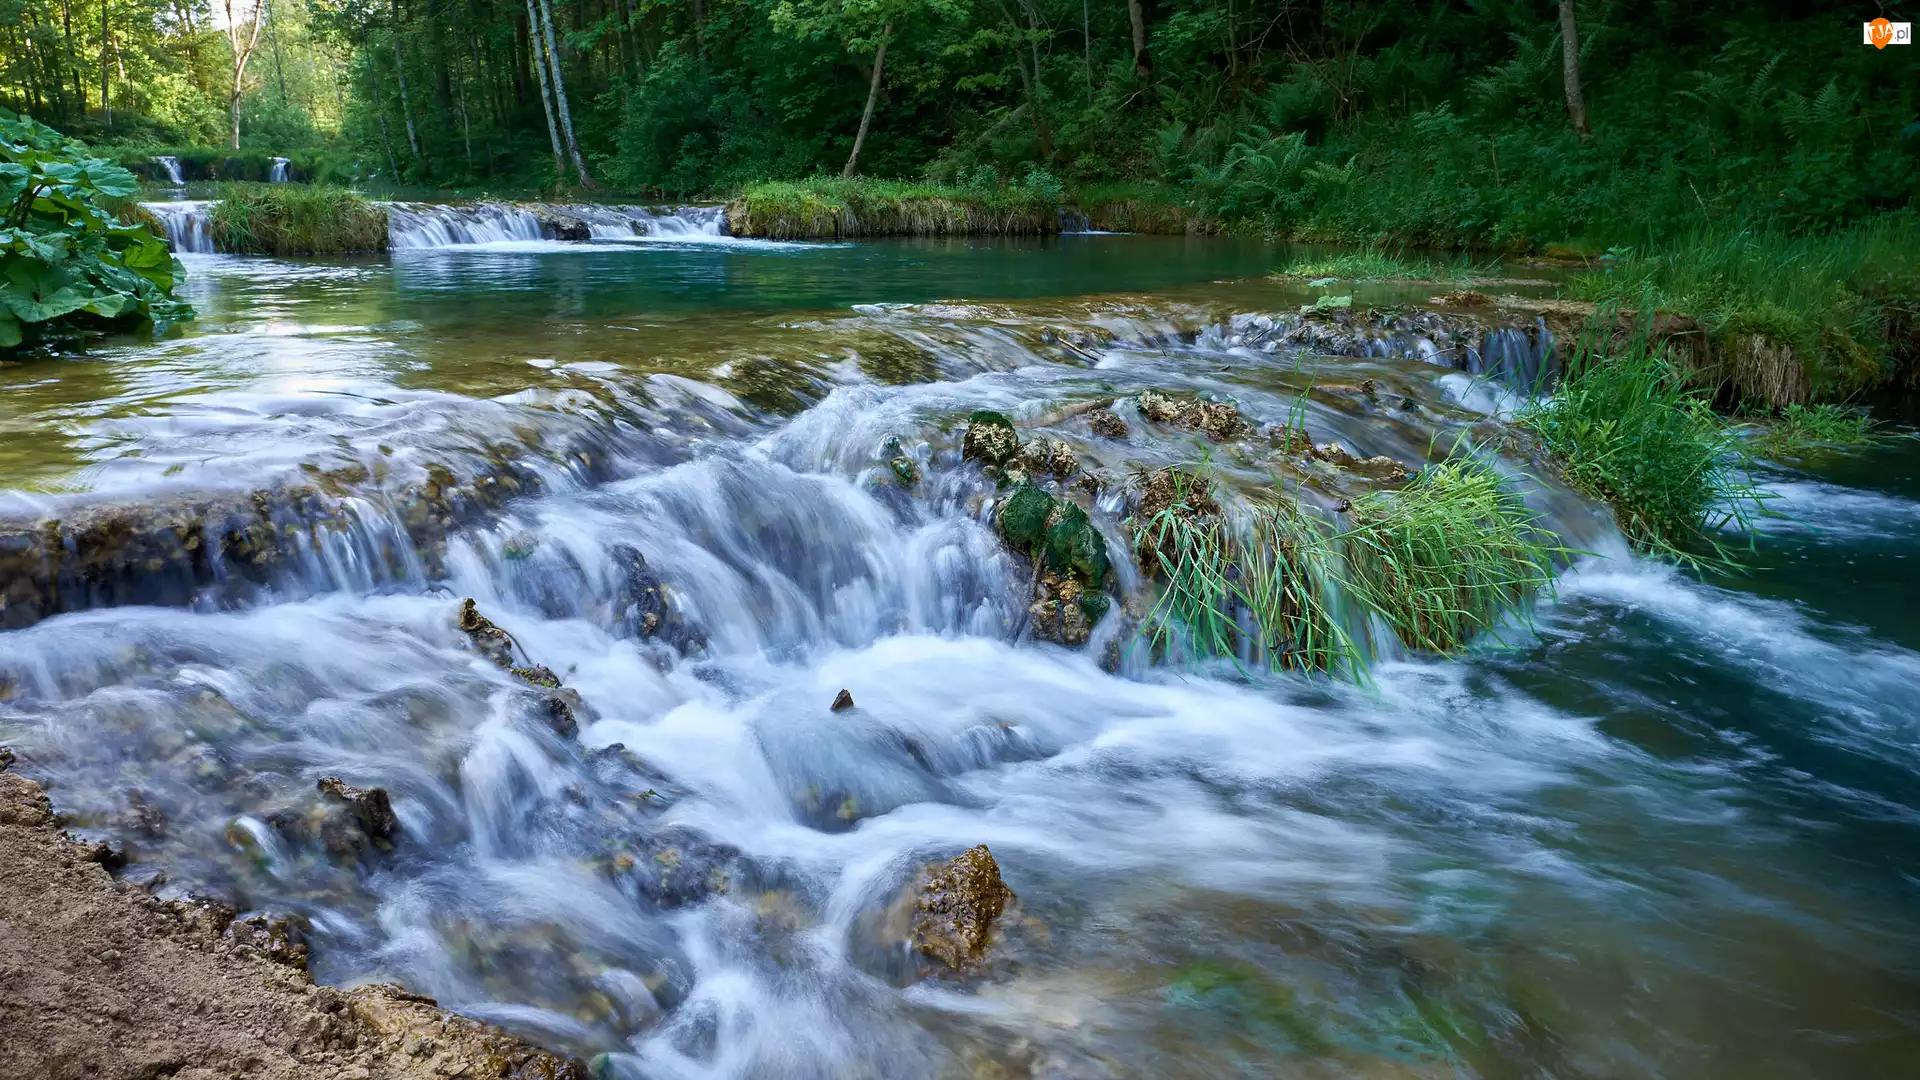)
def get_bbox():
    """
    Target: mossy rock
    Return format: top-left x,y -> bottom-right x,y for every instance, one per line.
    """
1044,503 -> 1108,586
998,485 -> 1055,549
962,410 -> 1020,466
1079,593 -> 1112,623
